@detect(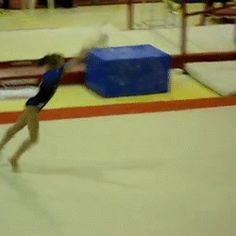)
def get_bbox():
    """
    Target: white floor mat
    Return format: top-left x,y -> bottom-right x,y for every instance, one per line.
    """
0,107 -> 236,236
186,60 -> 236,96
0,87 -> 38,100
0,24 -> 235,61
156,24 -> 235,53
